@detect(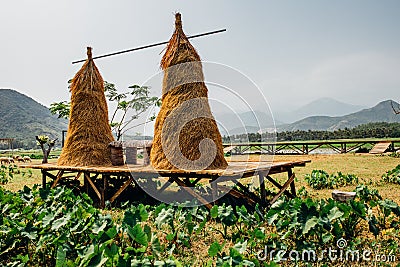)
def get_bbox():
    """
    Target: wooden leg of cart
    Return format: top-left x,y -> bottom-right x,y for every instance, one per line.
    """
100,174 -> 109,209
210,179 -> 218,205
258,171 -> 267,206
42,170 -> 47,188
288,168 -> 296,197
